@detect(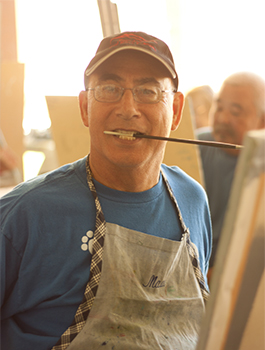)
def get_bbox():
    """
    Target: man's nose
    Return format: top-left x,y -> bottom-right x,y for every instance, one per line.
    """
116,89 -> 140,120
215,109 -> 230,124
